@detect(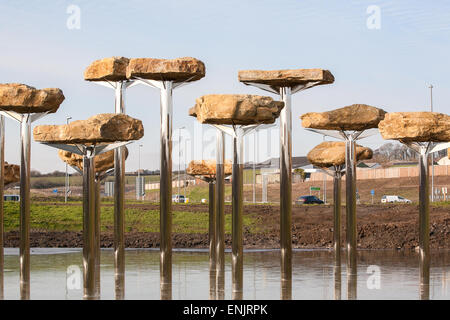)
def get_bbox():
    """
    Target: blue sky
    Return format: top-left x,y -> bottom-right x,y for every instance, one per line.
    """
0,0 -> 449,173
